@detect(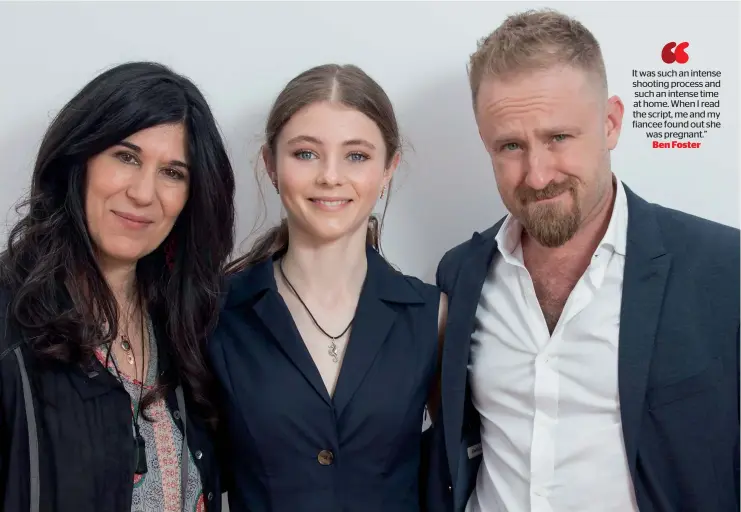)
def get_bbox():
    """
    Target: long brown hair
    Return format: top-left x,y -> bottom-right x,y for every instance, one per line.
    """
225,64 -> 401,275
